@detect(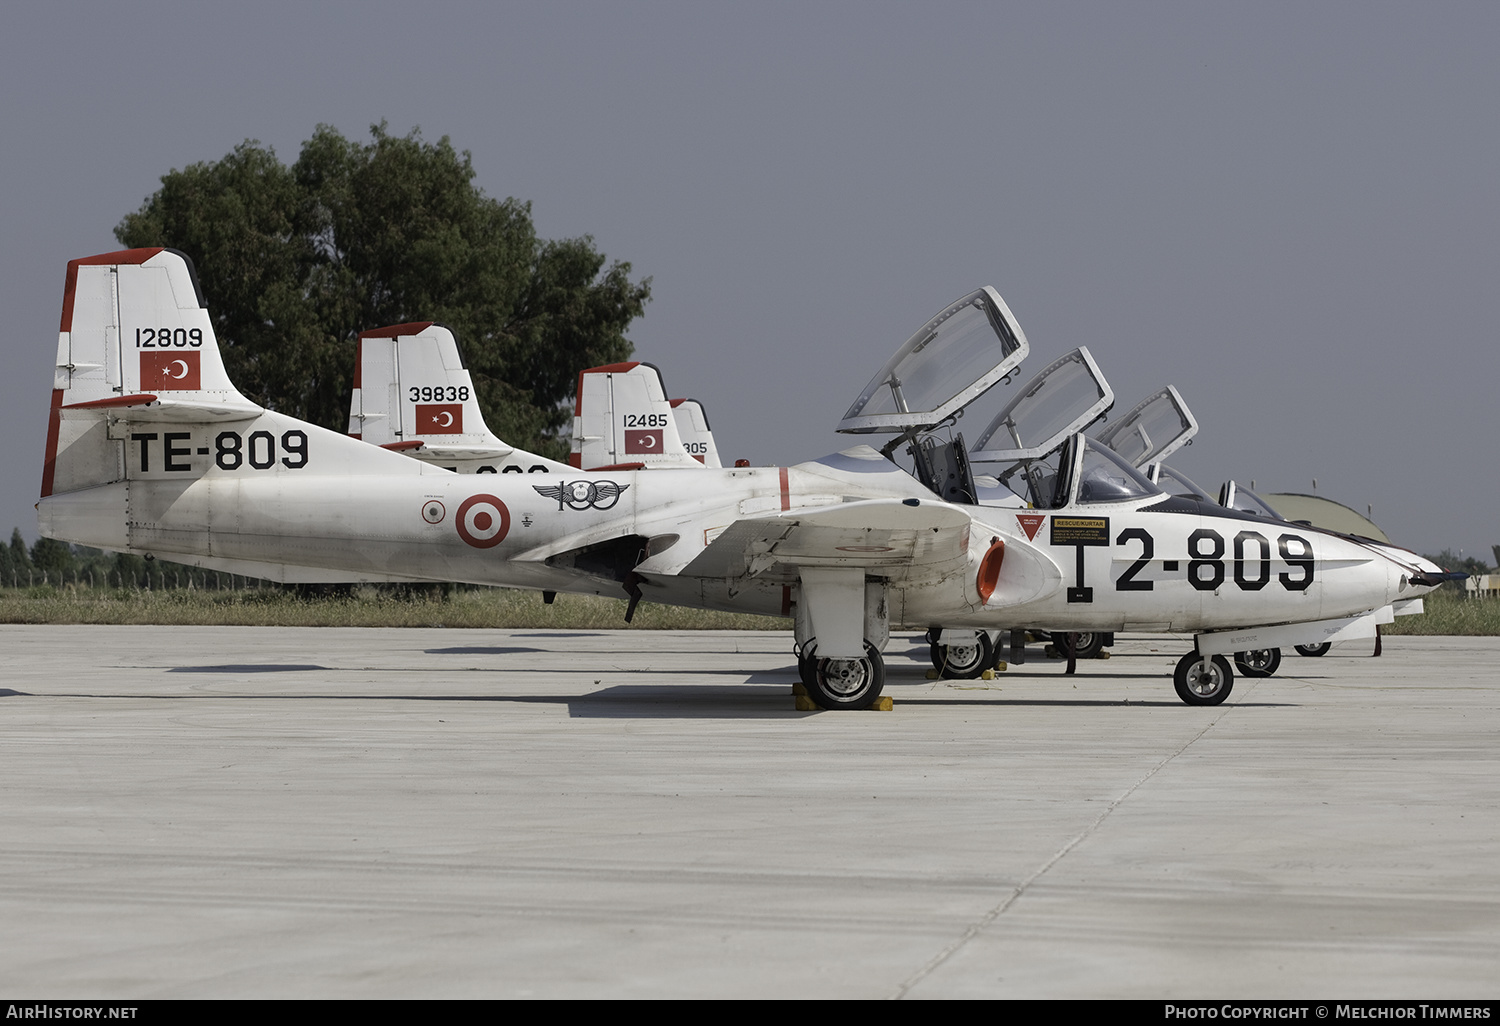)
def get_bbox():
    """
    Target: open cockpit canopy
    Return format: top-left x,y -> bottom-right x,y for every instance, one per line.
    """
839,287 -> 1028,435
1094,385 -> 1198,468
1148,463 -> 1216,502
992,433 -> 1163,510
1219,480 -> 1284,520
968,347 -> 1114,463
